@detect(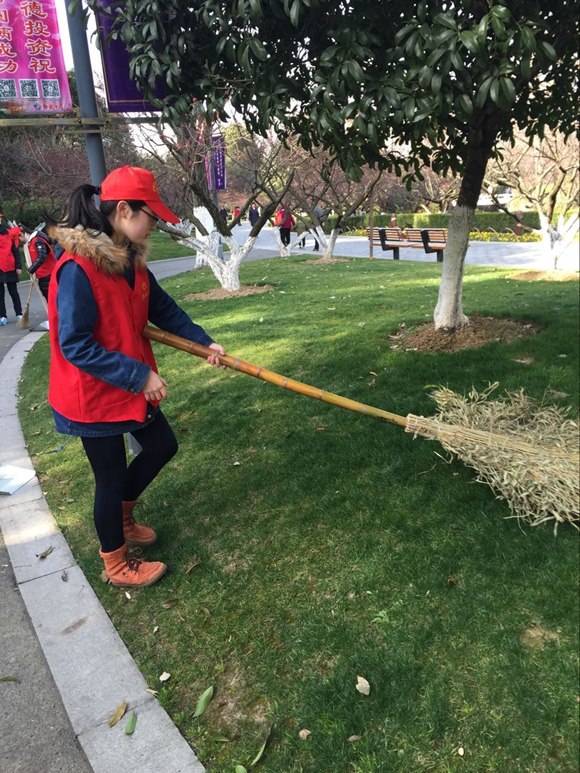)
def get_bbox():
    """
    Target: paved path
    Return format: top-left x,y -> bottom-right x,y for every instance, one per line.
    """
0,236 -> 577,773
